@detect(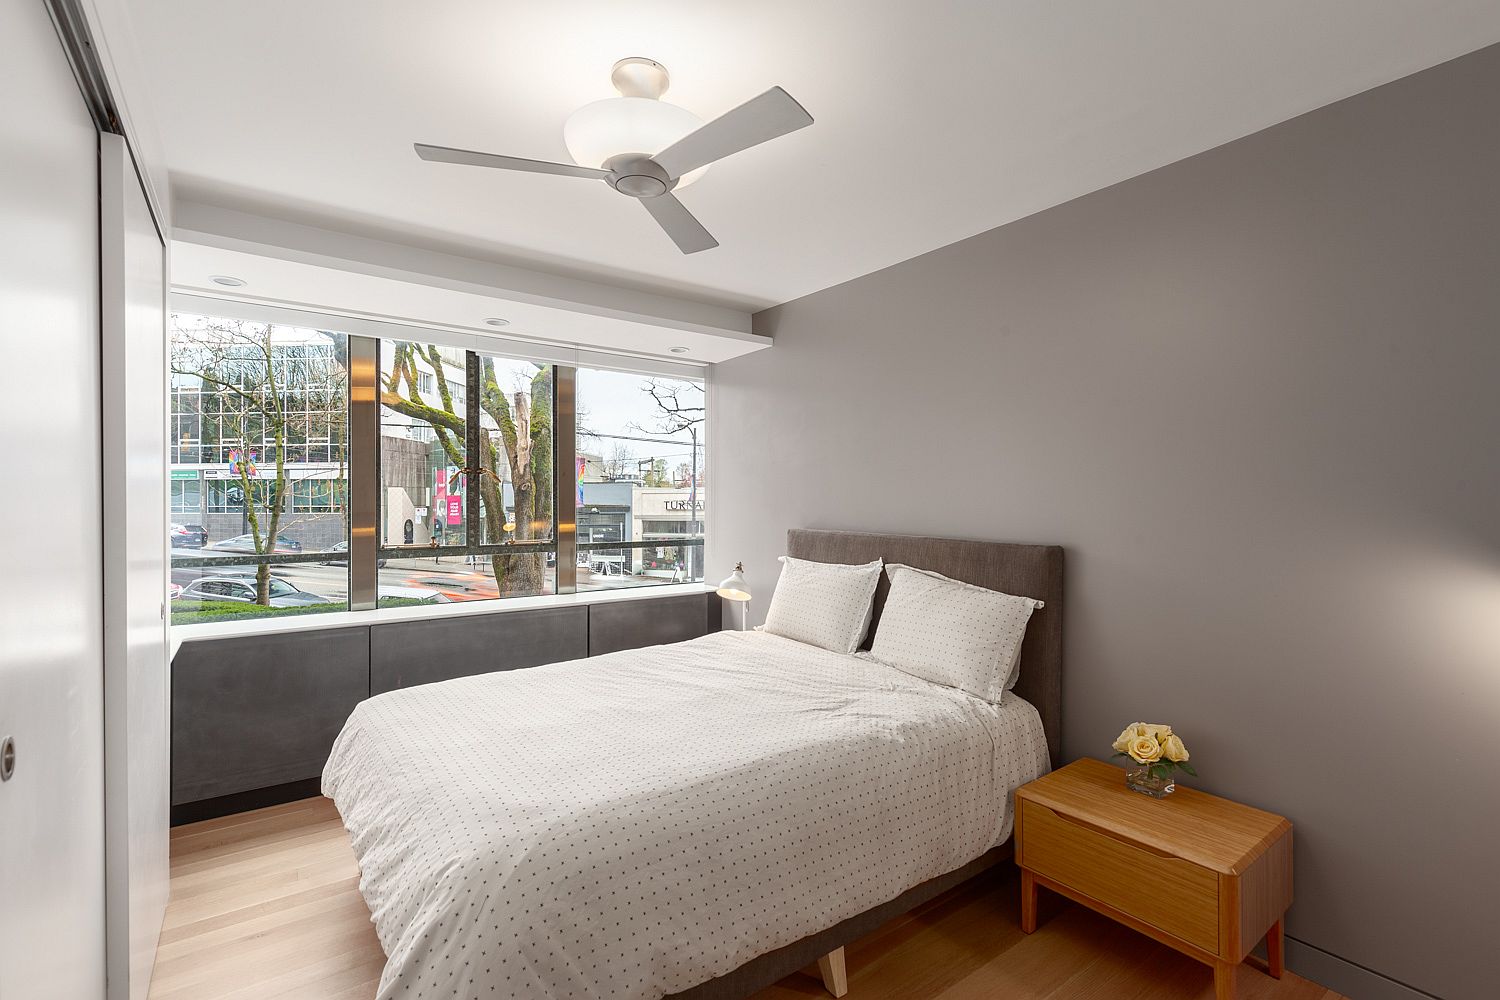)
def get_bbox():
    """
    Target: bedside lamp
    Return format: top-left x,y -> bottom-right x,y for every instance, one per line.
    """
716,562 -> 752,631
